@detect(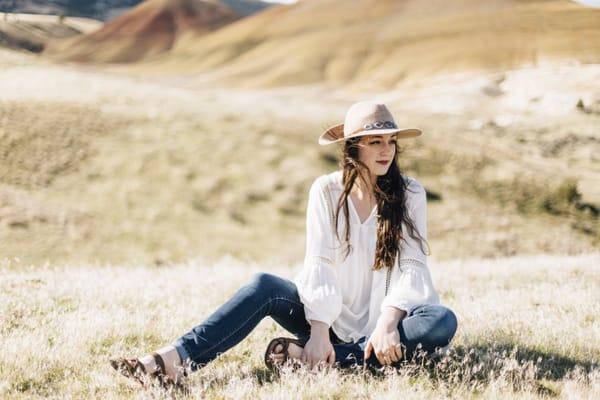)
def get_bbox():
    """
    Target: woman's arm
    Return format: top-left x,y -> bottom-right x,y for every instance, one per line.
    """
300,320 -> 335,370
295,177 -> 343,327
309,320 -> 330,337
378,306 -> 407,328
294,177 -> 341,369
